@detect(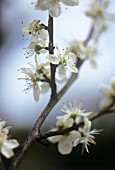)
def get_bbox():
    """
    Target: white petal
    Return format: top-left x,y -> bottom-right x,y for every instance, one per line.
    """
39,49 -> 47,54
67,62 -> 78,73
33,83 -> 40,102
1,145 -> 14,159
69,130 -> 81,141
56,65 -> 67,80
66,52 -> 76,62
22,26 -> 30,36
30,34 -> 38,43
48,135 -> 62,143
4,139 -> 19,149
58,136 -> 73,155
41,83 -> 49,94
84,118 -> 91,133
99,84 -> 111,97
20,68 -> 35,80
39,29 -> 48,40
47,55 -> 60,64
35,0 -> 52,10
64,118 -> 74,127
61,0 -> 79,6
49,3 -> 61,17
